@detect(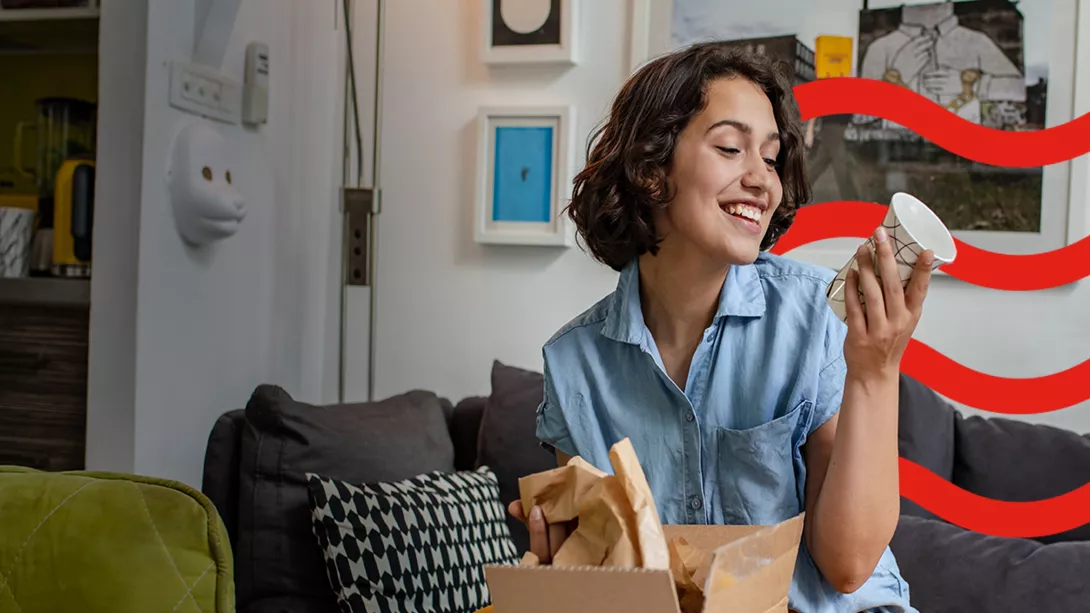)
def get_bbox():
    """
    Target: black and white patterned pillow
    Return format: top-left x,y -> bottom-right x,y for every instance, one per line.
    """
306,467 -> 519,613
